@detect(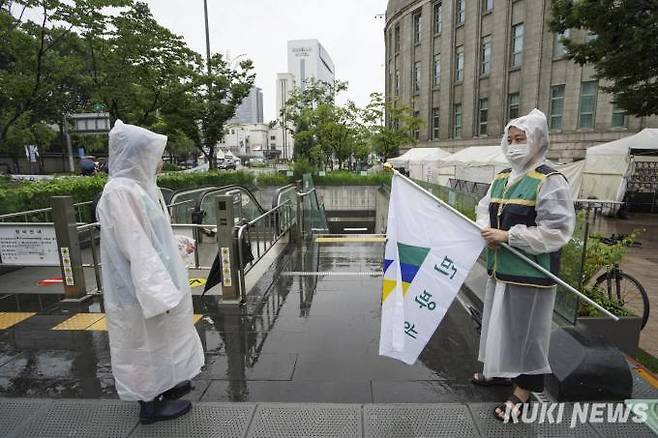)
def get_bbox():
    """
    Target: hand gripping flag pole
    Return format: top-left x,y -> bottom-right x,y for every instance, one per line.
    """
383,163 -> 619,322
